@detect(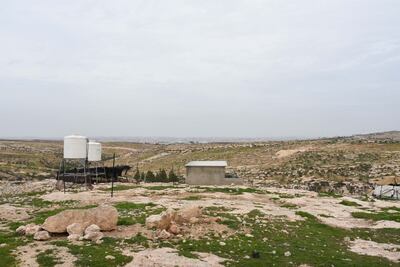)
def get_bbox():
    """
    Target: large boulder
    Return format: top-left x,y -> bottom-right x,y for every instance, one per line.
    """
42,205 -> 118,233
